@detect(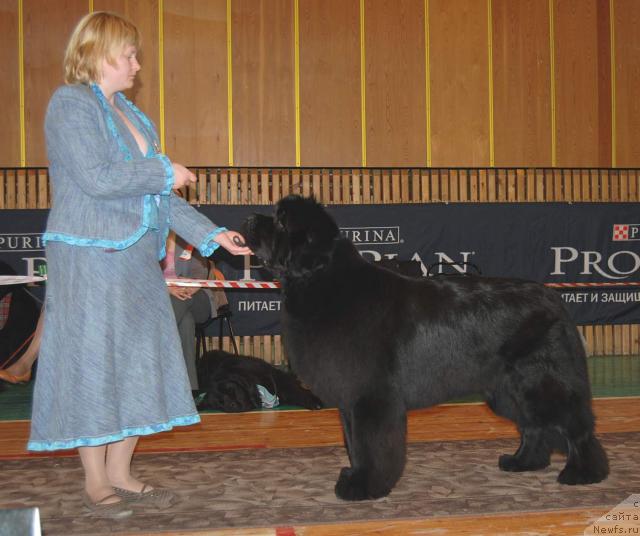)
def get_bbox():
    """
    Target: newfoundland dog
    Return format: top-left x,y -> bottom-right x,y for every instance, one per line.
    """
242,195 -> 609,500
197,349 -> 323,412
